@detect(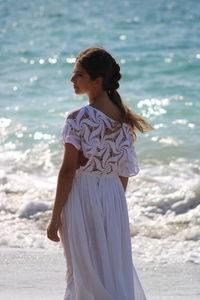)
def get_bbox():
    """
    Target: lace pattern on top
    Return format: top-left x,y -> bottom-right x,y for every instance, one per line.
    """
61,105 -> 139,177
